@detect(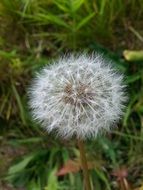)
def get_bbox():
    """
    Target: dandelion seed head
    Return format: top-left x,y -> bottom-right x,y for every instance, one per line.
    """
28,53 -> 127,139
